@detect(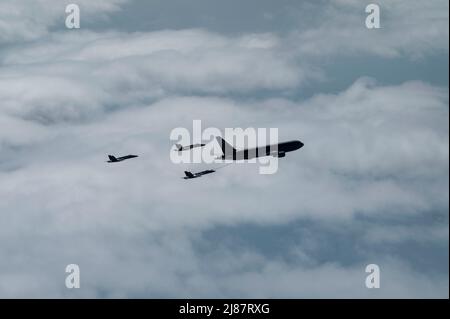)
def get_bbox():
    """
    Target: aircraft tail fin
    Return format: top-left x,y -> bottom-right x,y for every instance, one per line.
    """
215,136 -> 236,158
108,155 -> 117,162
184,171 -> 194,178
